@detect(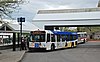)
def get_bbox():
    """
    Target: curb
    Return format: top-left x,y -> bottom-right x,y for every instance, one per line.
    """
17,51 -> 26,62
